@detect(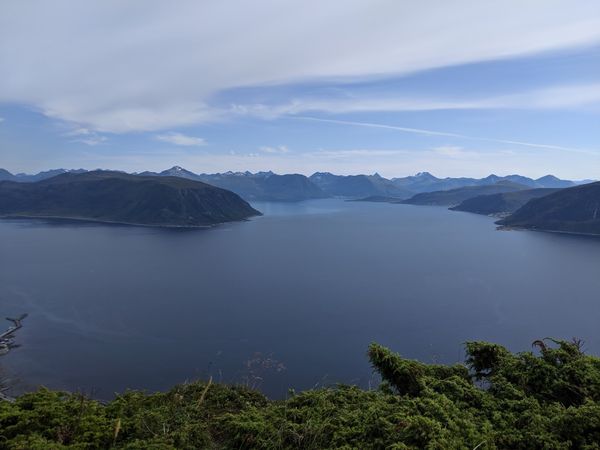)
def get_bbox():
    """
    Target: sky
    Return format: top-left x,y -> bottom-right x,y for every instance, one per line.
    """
1,0 -> 600,179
